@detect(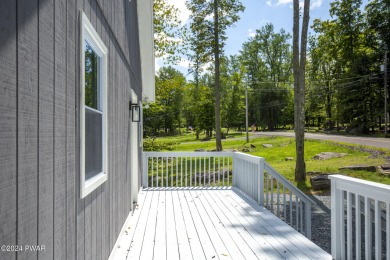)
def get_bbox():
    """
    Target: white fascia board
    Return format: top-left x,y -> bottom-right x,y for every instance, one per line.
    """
137,0 -> 155,102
